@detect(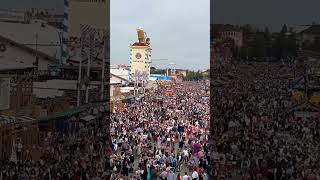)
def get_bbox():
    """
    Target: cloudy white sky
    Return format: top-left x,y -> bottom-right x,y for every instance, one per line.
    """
111,0 -> 210,71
